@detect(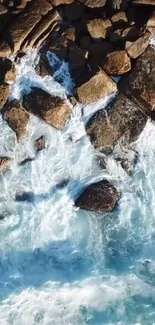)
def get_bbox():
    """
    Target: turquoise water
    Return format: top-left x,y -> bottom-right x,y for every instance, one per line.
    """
0,51 -> 155,325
